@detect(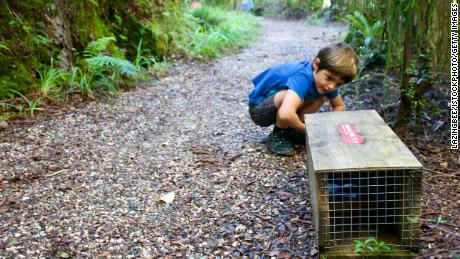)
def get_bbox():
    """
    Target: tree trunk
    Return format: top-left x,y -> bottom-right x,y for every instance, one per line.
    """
234,0 -> 242,10
393,9 -> 414,137
54,0 -> 73,69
